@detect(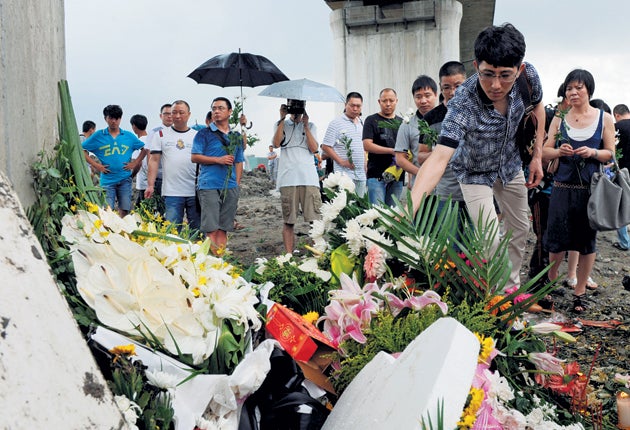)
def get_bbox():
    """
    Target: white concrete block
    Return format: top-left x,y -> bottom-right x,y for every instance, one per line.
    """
322,317 -> 479,430
0,173 -> 128,429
